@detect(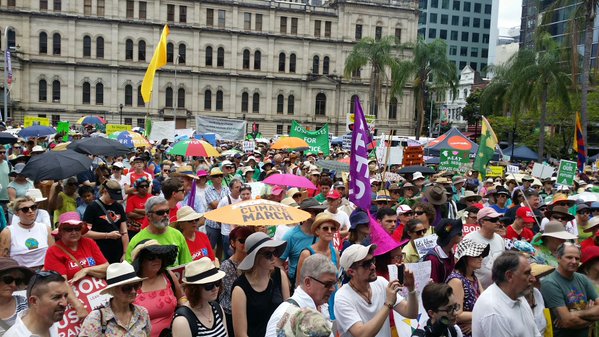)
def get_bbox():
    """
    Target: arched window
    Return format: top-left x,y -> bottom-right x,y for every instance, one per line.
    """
39,32 -> 48,54
287,95 -> 295,115
39,80 -> 47,102
125,39 -> 133,60
96,37 -> 104,58
388,97 -> 398,119
178,44 -> 186,64
83,35 -> 91,57
241,92 -> 249,112
137,85 -> 144,107
138,40 -> 146,61
205,46 -> 213,66
217,47 -> 224,67
312,55 -> 319,74
276,94 -> 284,114
254,51 -> 261,70
216,90 -> 223,111
167,42 -> 174,63
124,85 -> 133,106
315,93 -> 326,115
204,90 -> 212,110
349,94 -> 359,114
252,93 -> 260,113
278,53 -> 286,72
177,88 -> 185,108
289,54 -> 296,73
323,56 -> 330,75
52,80 -> 61,102
96,83 -> 104,105
165,87 -> 173,107
242,49 -> 250,69
53,33 -> 61,55
82,82 -> 91,104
